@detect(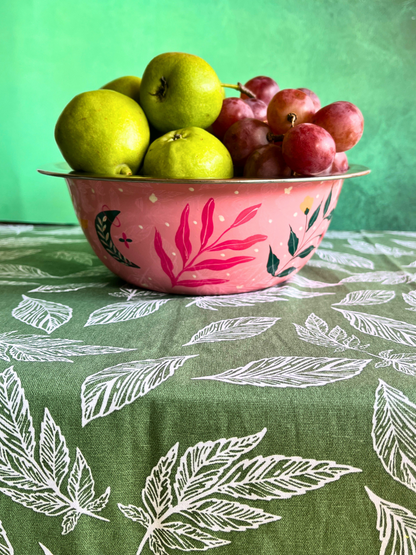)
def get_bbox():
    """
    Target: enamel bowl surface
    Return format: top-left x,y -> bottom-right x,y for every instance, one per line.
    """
39,164 -> 370,295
